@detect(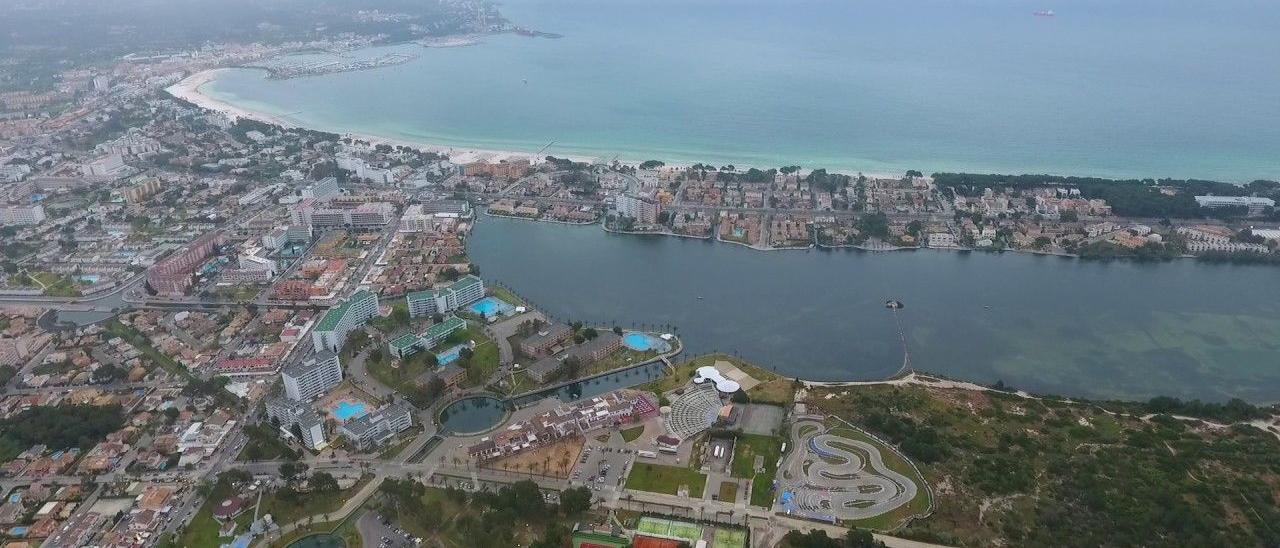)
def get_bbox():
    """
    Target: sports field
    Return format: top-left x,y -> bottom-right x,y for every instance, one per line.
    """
636,517 -> 702,544
713,528 -> 747,548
